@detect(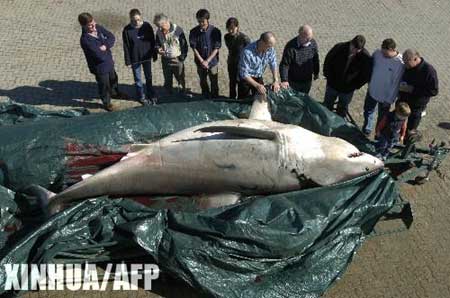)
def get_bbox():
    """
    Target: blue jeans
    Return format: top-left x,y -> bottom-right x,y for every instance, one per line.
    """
132,61 -> 155,99
323,84 -> 354,117
362,92 -> 391,134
